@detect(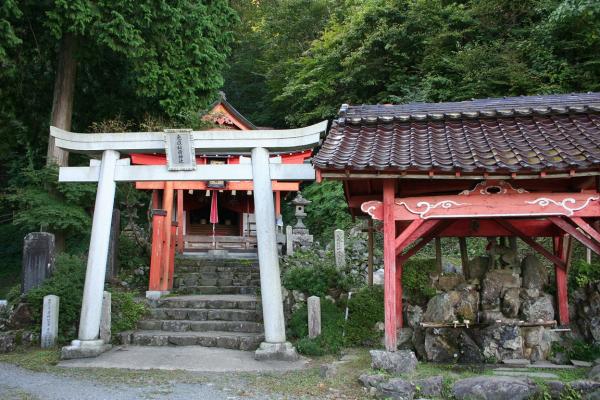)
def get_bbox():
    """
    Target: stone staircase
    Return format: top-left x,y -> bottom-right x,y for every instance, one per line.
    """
123,258 -> 264,351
